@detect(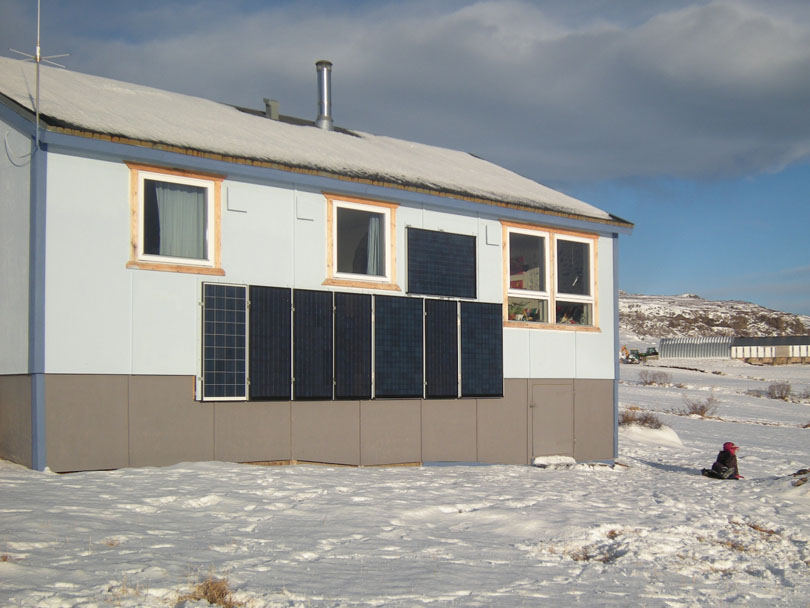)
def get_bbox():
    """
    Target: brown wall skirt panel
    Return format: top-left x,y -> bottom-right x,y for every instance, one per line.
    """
0,375 -> 33,468
26,374 -> 614,471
